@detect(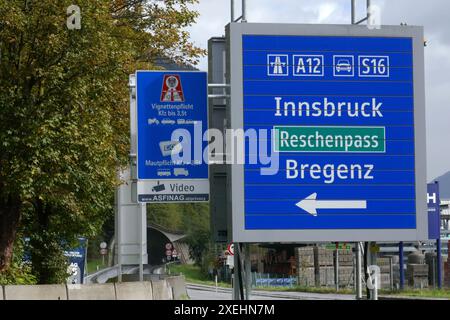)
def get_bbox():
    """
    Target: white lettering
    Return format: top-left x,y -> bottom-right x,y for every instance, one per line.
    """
273,97 -> 383,118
